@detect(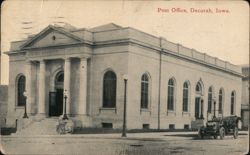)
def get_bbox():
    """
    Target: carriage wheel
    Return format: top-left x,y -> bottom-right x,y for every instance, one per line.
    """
233,127 -> 238,139
219,127 -> 225,140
